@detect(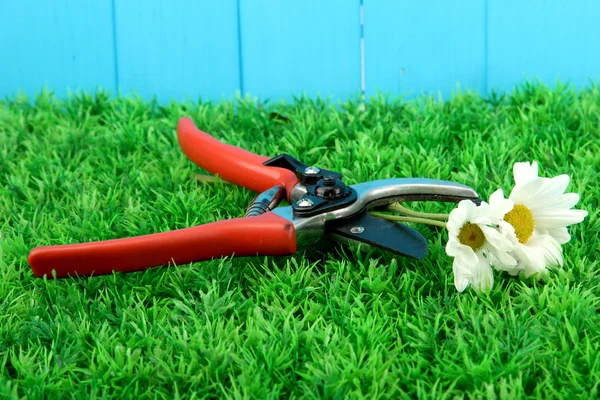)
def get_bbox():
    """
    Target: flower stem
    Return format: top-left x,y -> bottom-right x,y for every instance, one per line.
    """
370,212 -> 448,228
386,203 -> 450,221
